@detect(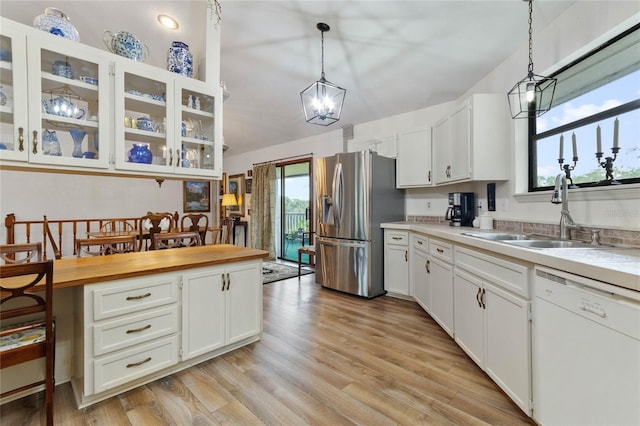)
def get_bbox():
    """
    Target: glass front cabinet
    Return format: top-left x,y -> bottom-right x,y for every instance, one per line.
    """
0,17 -> 222,180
